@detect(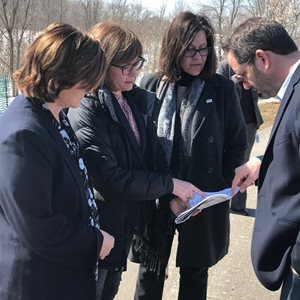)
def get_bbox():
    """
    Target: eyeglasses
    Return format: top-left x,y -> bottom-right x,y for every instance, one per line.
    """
184,47 -> 212,58
112,56 -> 146,75
234,56 -> 254,83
